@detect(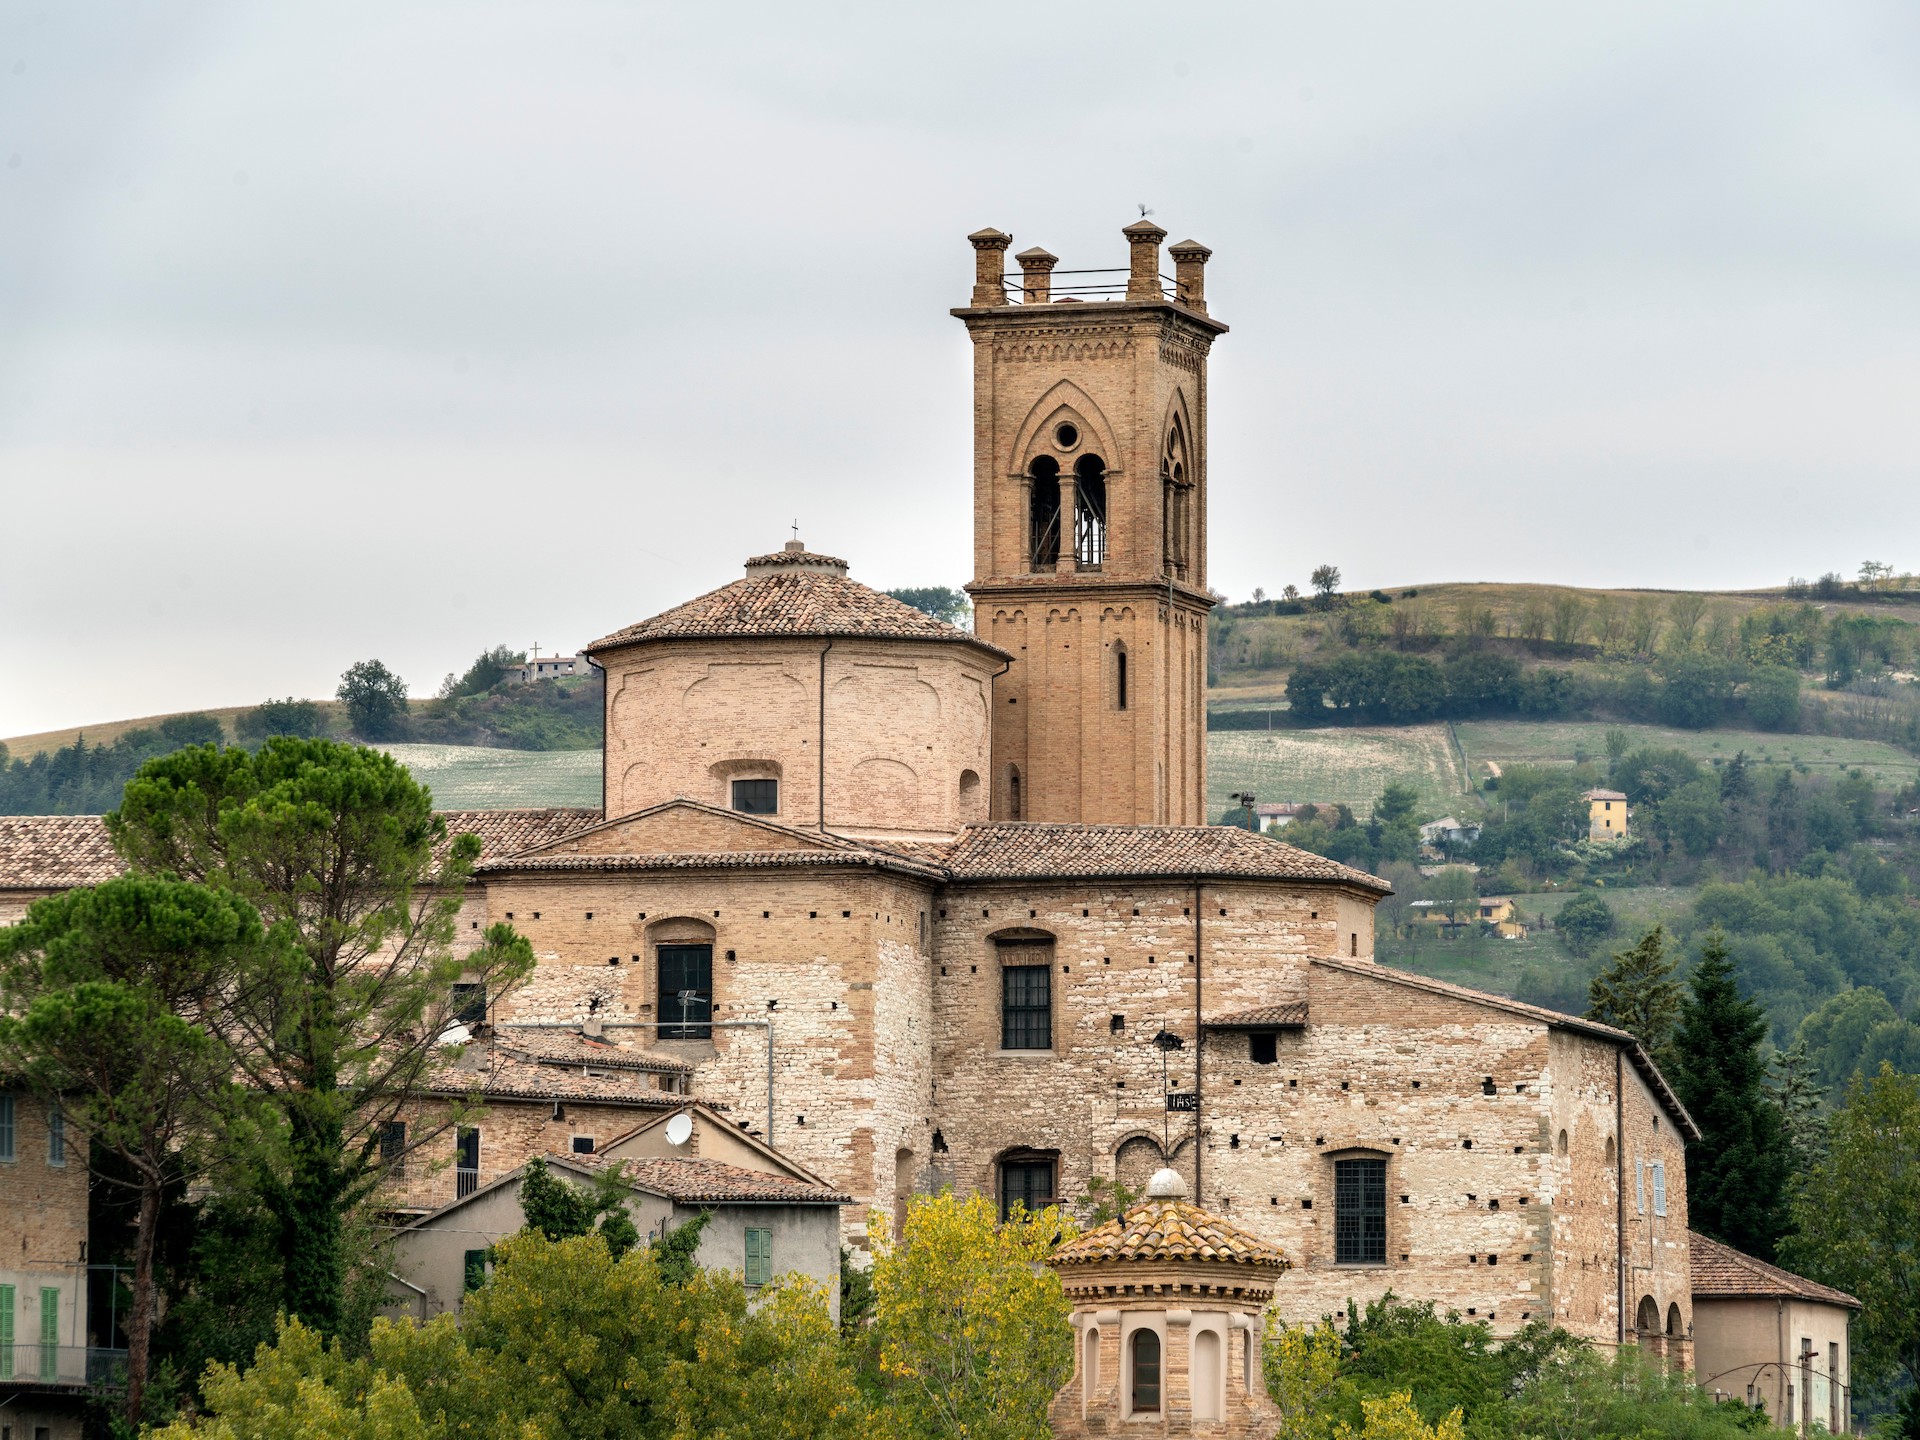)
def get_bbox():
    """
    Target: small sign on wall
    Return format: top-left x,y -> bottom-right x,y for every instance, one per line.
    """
1166,1091 -> 1199,1113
